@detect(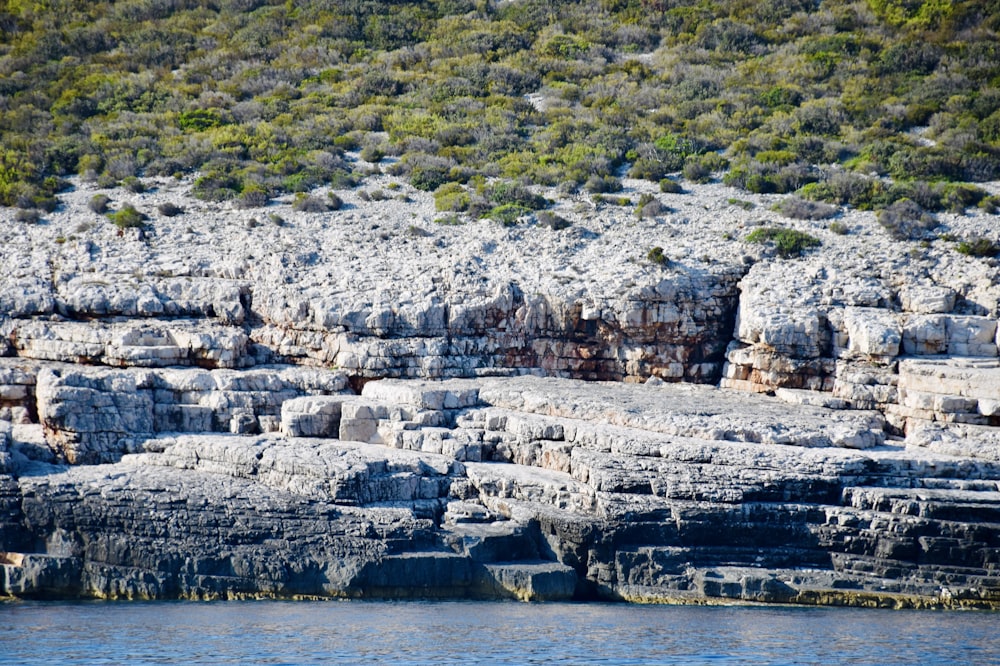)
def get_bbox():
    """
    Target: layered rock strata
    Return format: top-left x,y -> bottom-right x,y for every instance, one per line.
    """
2,176 -> 1000,605
3,375 -> 999,607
